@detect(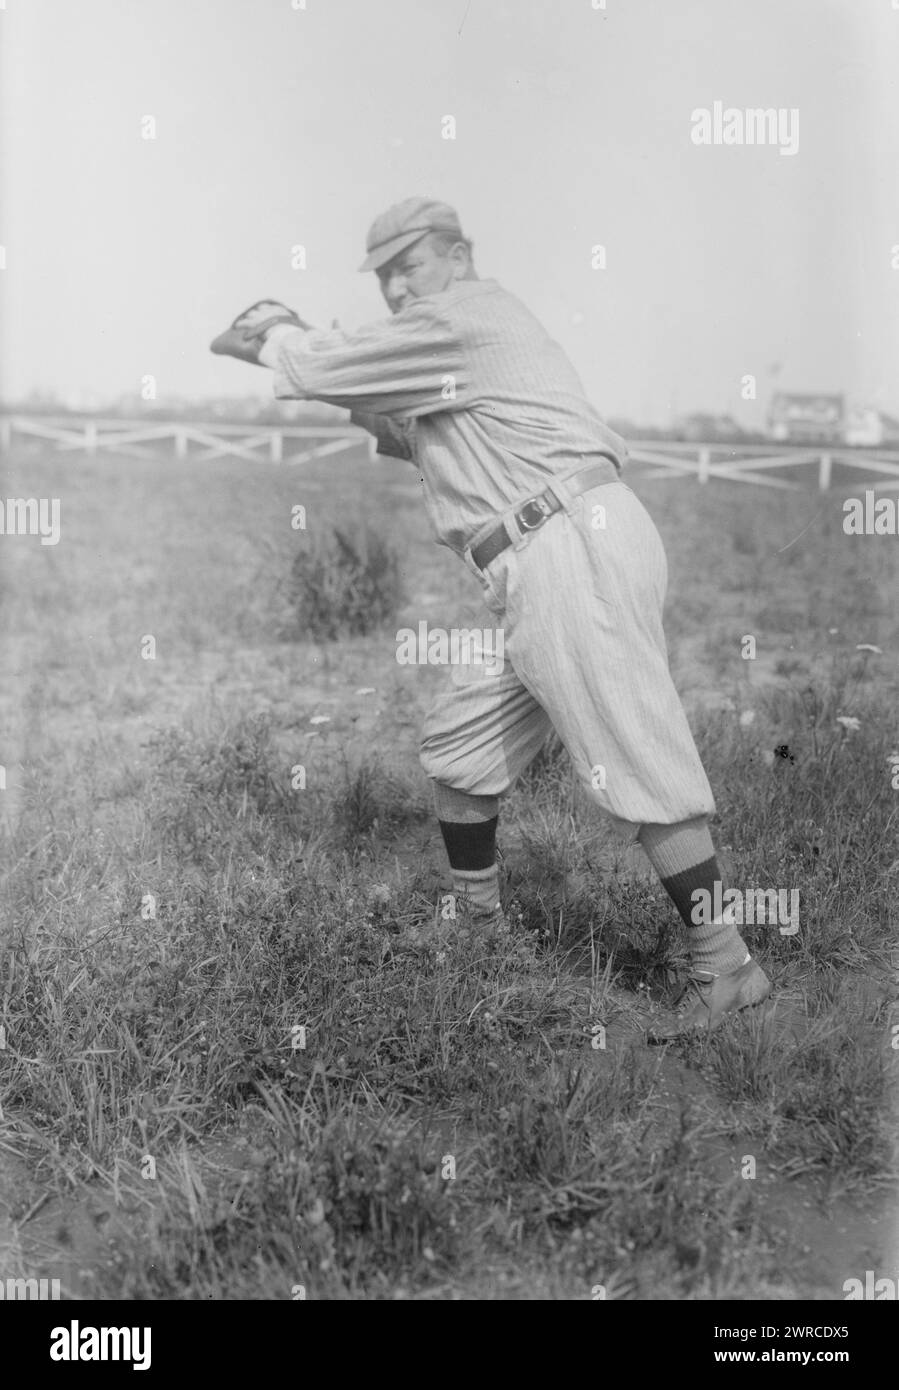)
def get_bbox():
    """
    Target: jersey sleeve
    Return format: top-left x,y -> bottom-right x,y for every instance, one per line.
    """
267,300 -> 469,419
